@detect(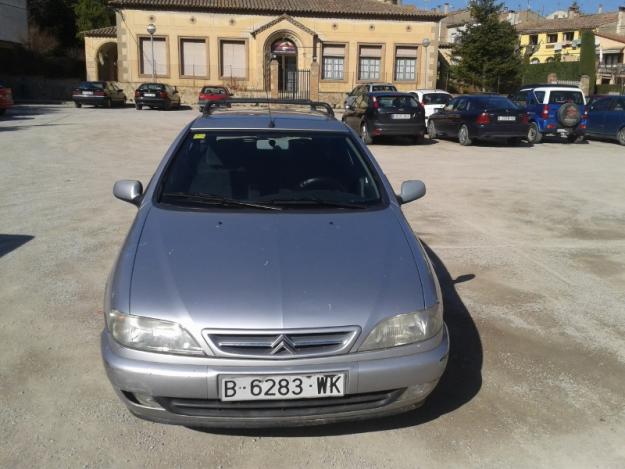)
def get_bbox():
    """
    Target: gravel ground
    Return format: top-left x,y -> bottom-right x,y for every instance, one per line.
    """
1,104 -> 625,468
